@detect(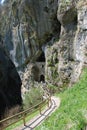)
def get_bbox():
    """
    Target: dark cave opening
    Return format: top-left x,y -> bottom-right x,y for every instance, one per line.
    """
40,75 -> 45,82
73,14 -> 78,25
52,16 -> 61,37
36,51 -> 45,62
